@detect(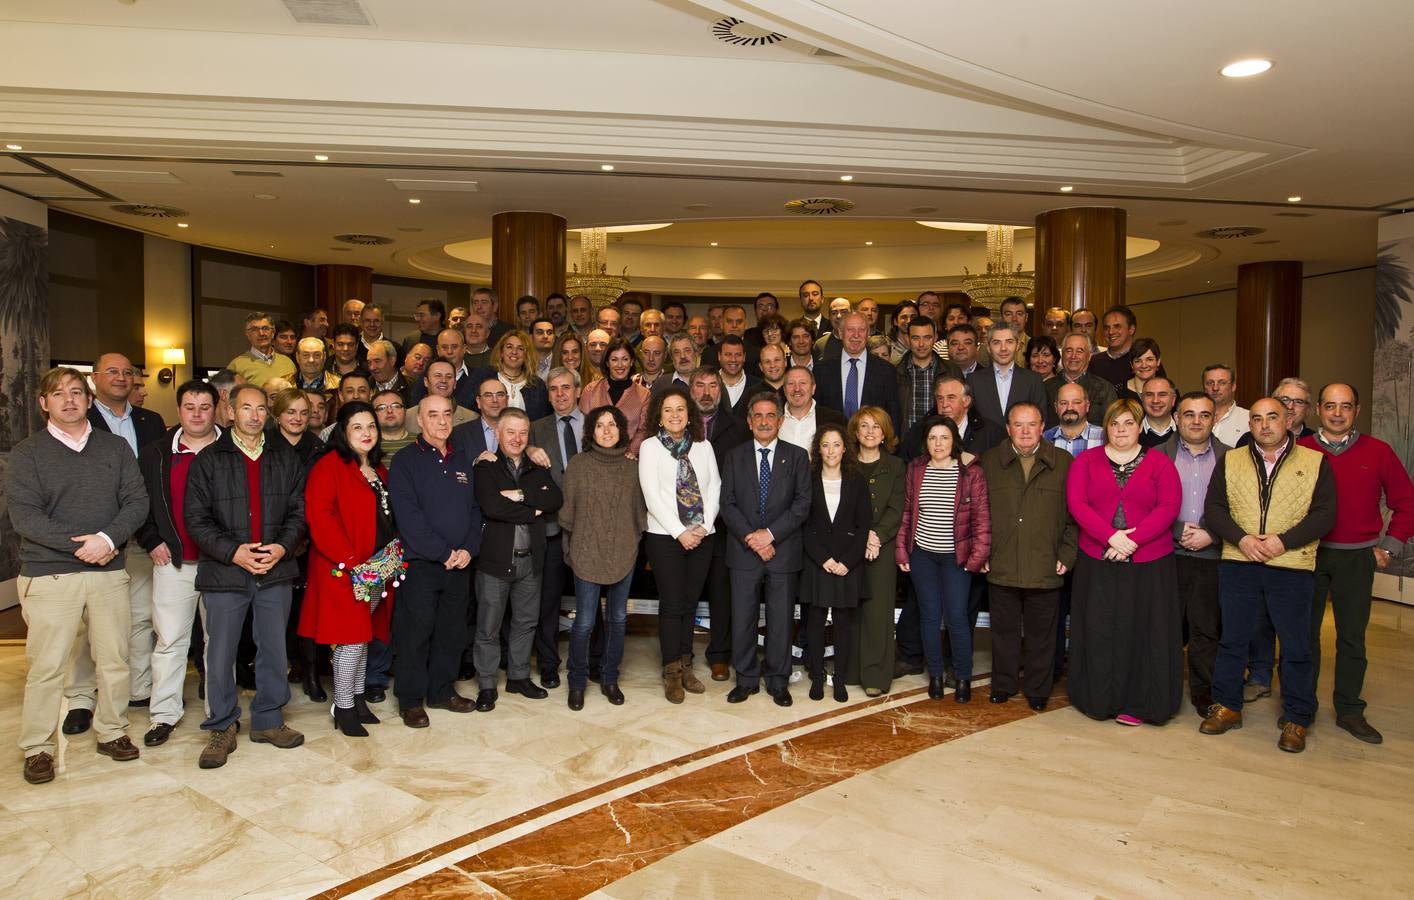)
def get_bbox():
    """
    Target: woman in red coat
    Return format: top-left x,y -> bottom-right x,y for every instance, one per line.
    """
299,401 -> 399,737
